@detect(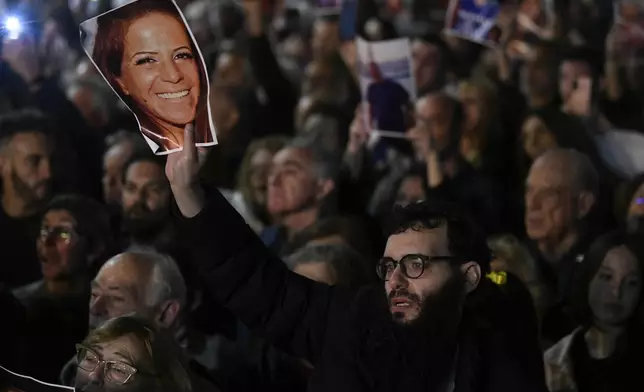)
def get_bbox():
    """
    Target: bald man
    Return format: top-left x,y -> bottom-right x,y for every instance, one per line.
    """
525,148 -> 599,343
